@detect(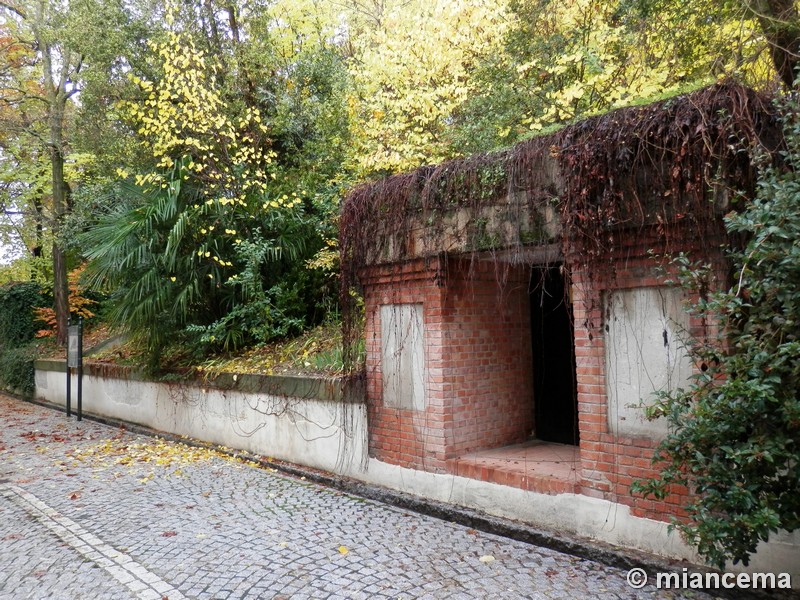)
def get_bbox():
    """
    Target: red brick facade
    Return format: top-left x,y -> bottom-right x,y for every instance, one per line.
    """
363,257 -> 532,473
569,224 -> 728,521
363,224 -> 728,524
